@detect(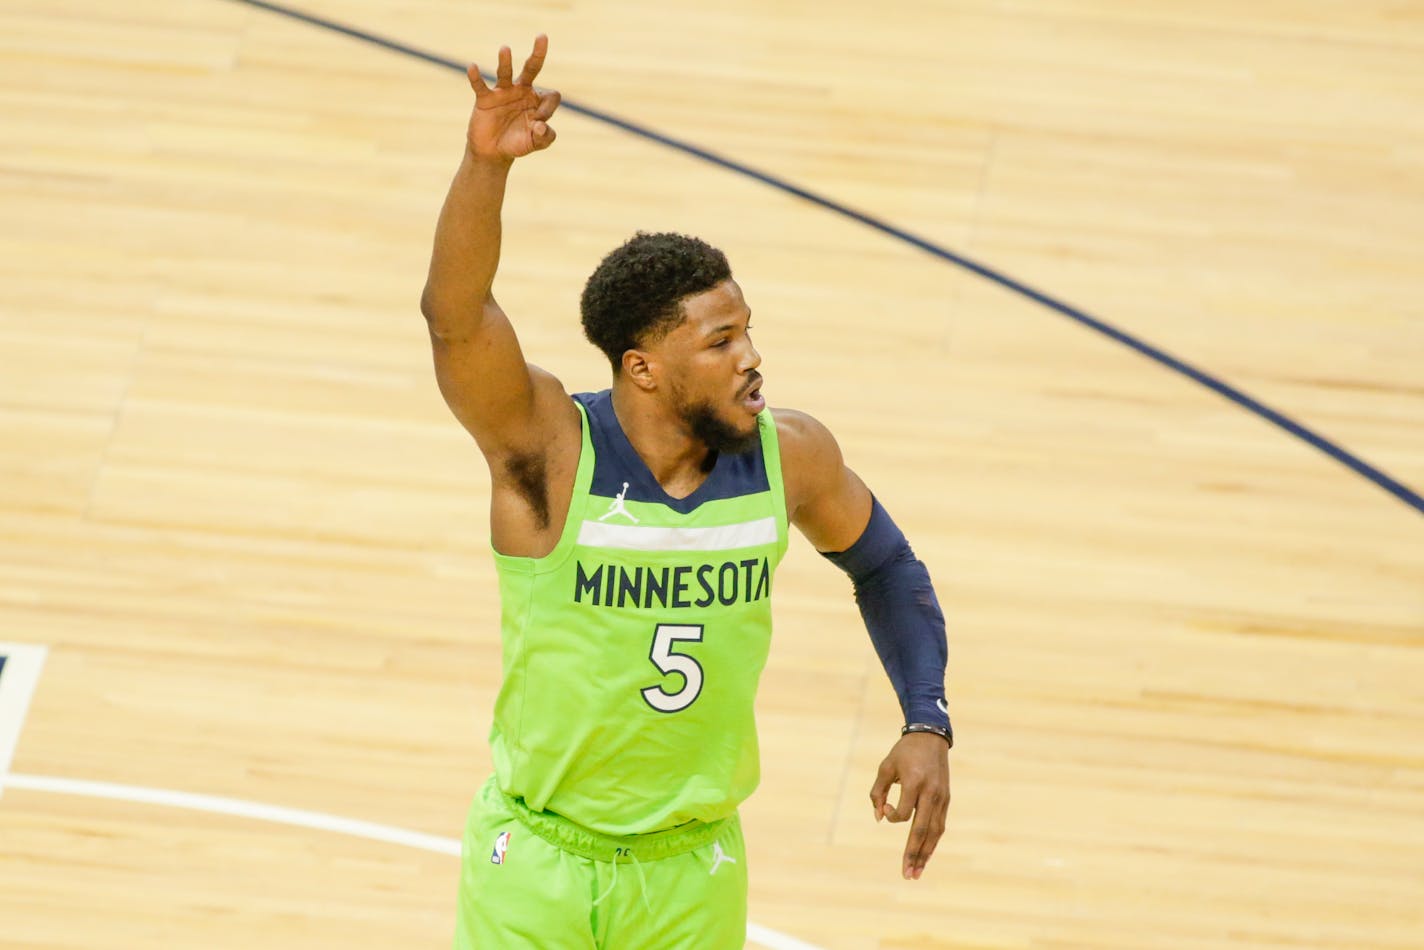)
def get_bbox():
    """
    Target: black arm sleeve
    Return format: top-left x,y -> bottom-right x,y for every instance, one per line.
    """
821,497 -> 950,731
